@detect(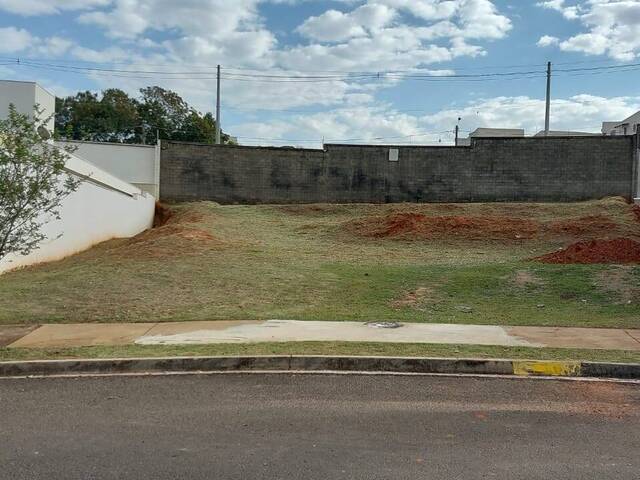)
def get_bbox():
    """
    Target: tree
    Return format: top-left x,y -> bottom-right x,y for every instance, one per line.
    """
55,89 -> 139,143
0,105 -> 80,261
56,86 -> 235,145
